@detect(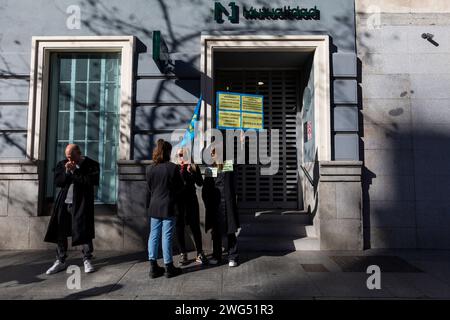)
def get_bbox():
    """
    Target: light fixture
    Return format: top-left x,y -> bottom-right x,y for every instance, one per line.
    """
257,81 -> 264,86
